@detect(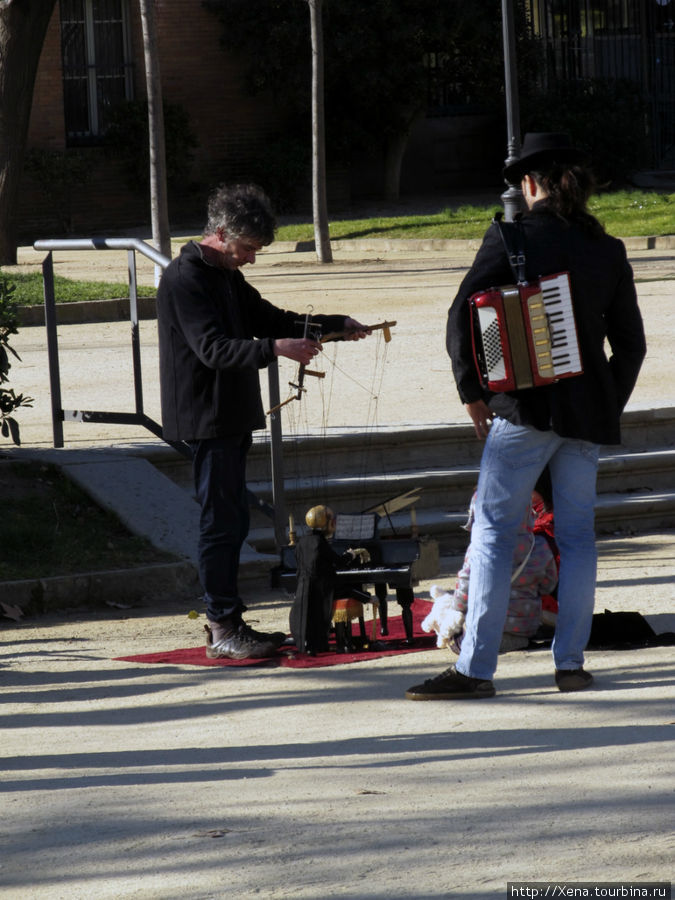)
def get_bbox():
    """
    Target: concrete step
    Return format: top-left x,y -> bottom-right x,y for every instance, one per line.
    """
250,406 -> 675,479
241,408 -> 675,484
151,406 -> 675,555
154,406 -> 675,495
246,447 -> 675,512
248,488 -> 675,555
